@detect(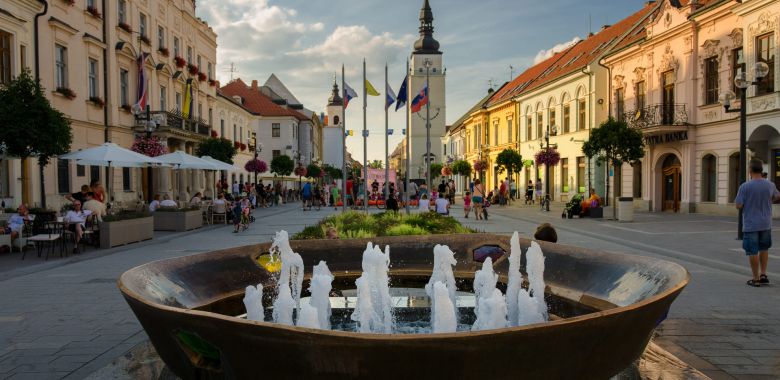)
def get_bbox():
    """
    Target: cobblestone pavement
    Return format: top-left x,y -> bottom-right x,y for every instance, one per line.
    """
1,200 -> 779,379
